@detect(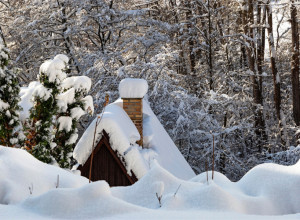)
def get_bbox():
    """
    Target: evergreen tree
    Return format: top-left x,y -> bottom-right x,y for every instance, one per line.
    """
53,76 -> 93,168
28,54 -> 68,163
0,38 -> 23,147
